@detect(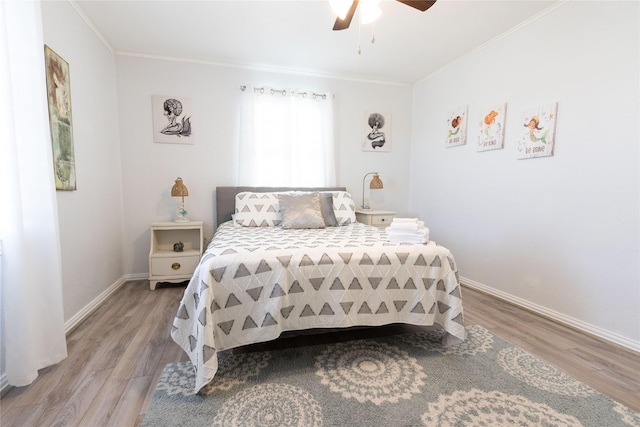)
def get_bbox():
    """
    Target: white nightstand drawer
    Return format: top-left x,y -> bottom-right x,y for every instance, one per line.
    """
371,215 -> 394,226
355,209 -> 396,228
151,255 -> 200,276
